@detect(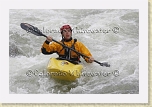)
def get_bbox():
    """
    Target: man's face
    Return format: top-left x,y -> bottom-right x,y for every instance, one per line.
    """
62,29 -> 72,40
